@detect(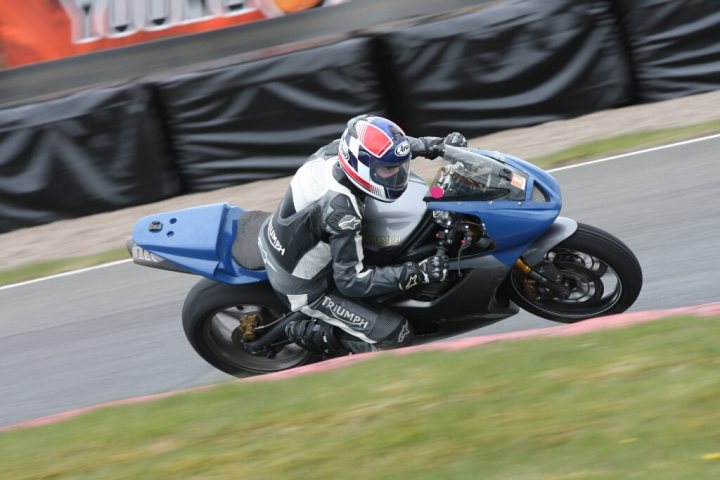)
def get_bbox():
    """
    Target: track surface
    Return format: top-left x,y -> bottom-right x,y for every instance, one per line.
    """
1,136 -> 719,427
